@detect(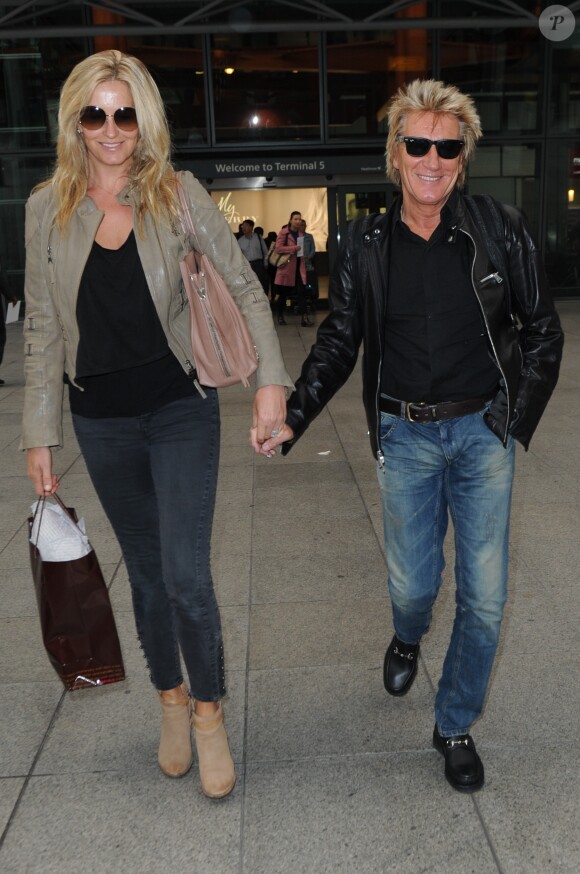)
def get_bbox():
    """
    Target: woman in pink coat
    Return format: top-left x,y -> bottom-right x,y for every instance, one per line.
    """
273,211 -> 313,326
